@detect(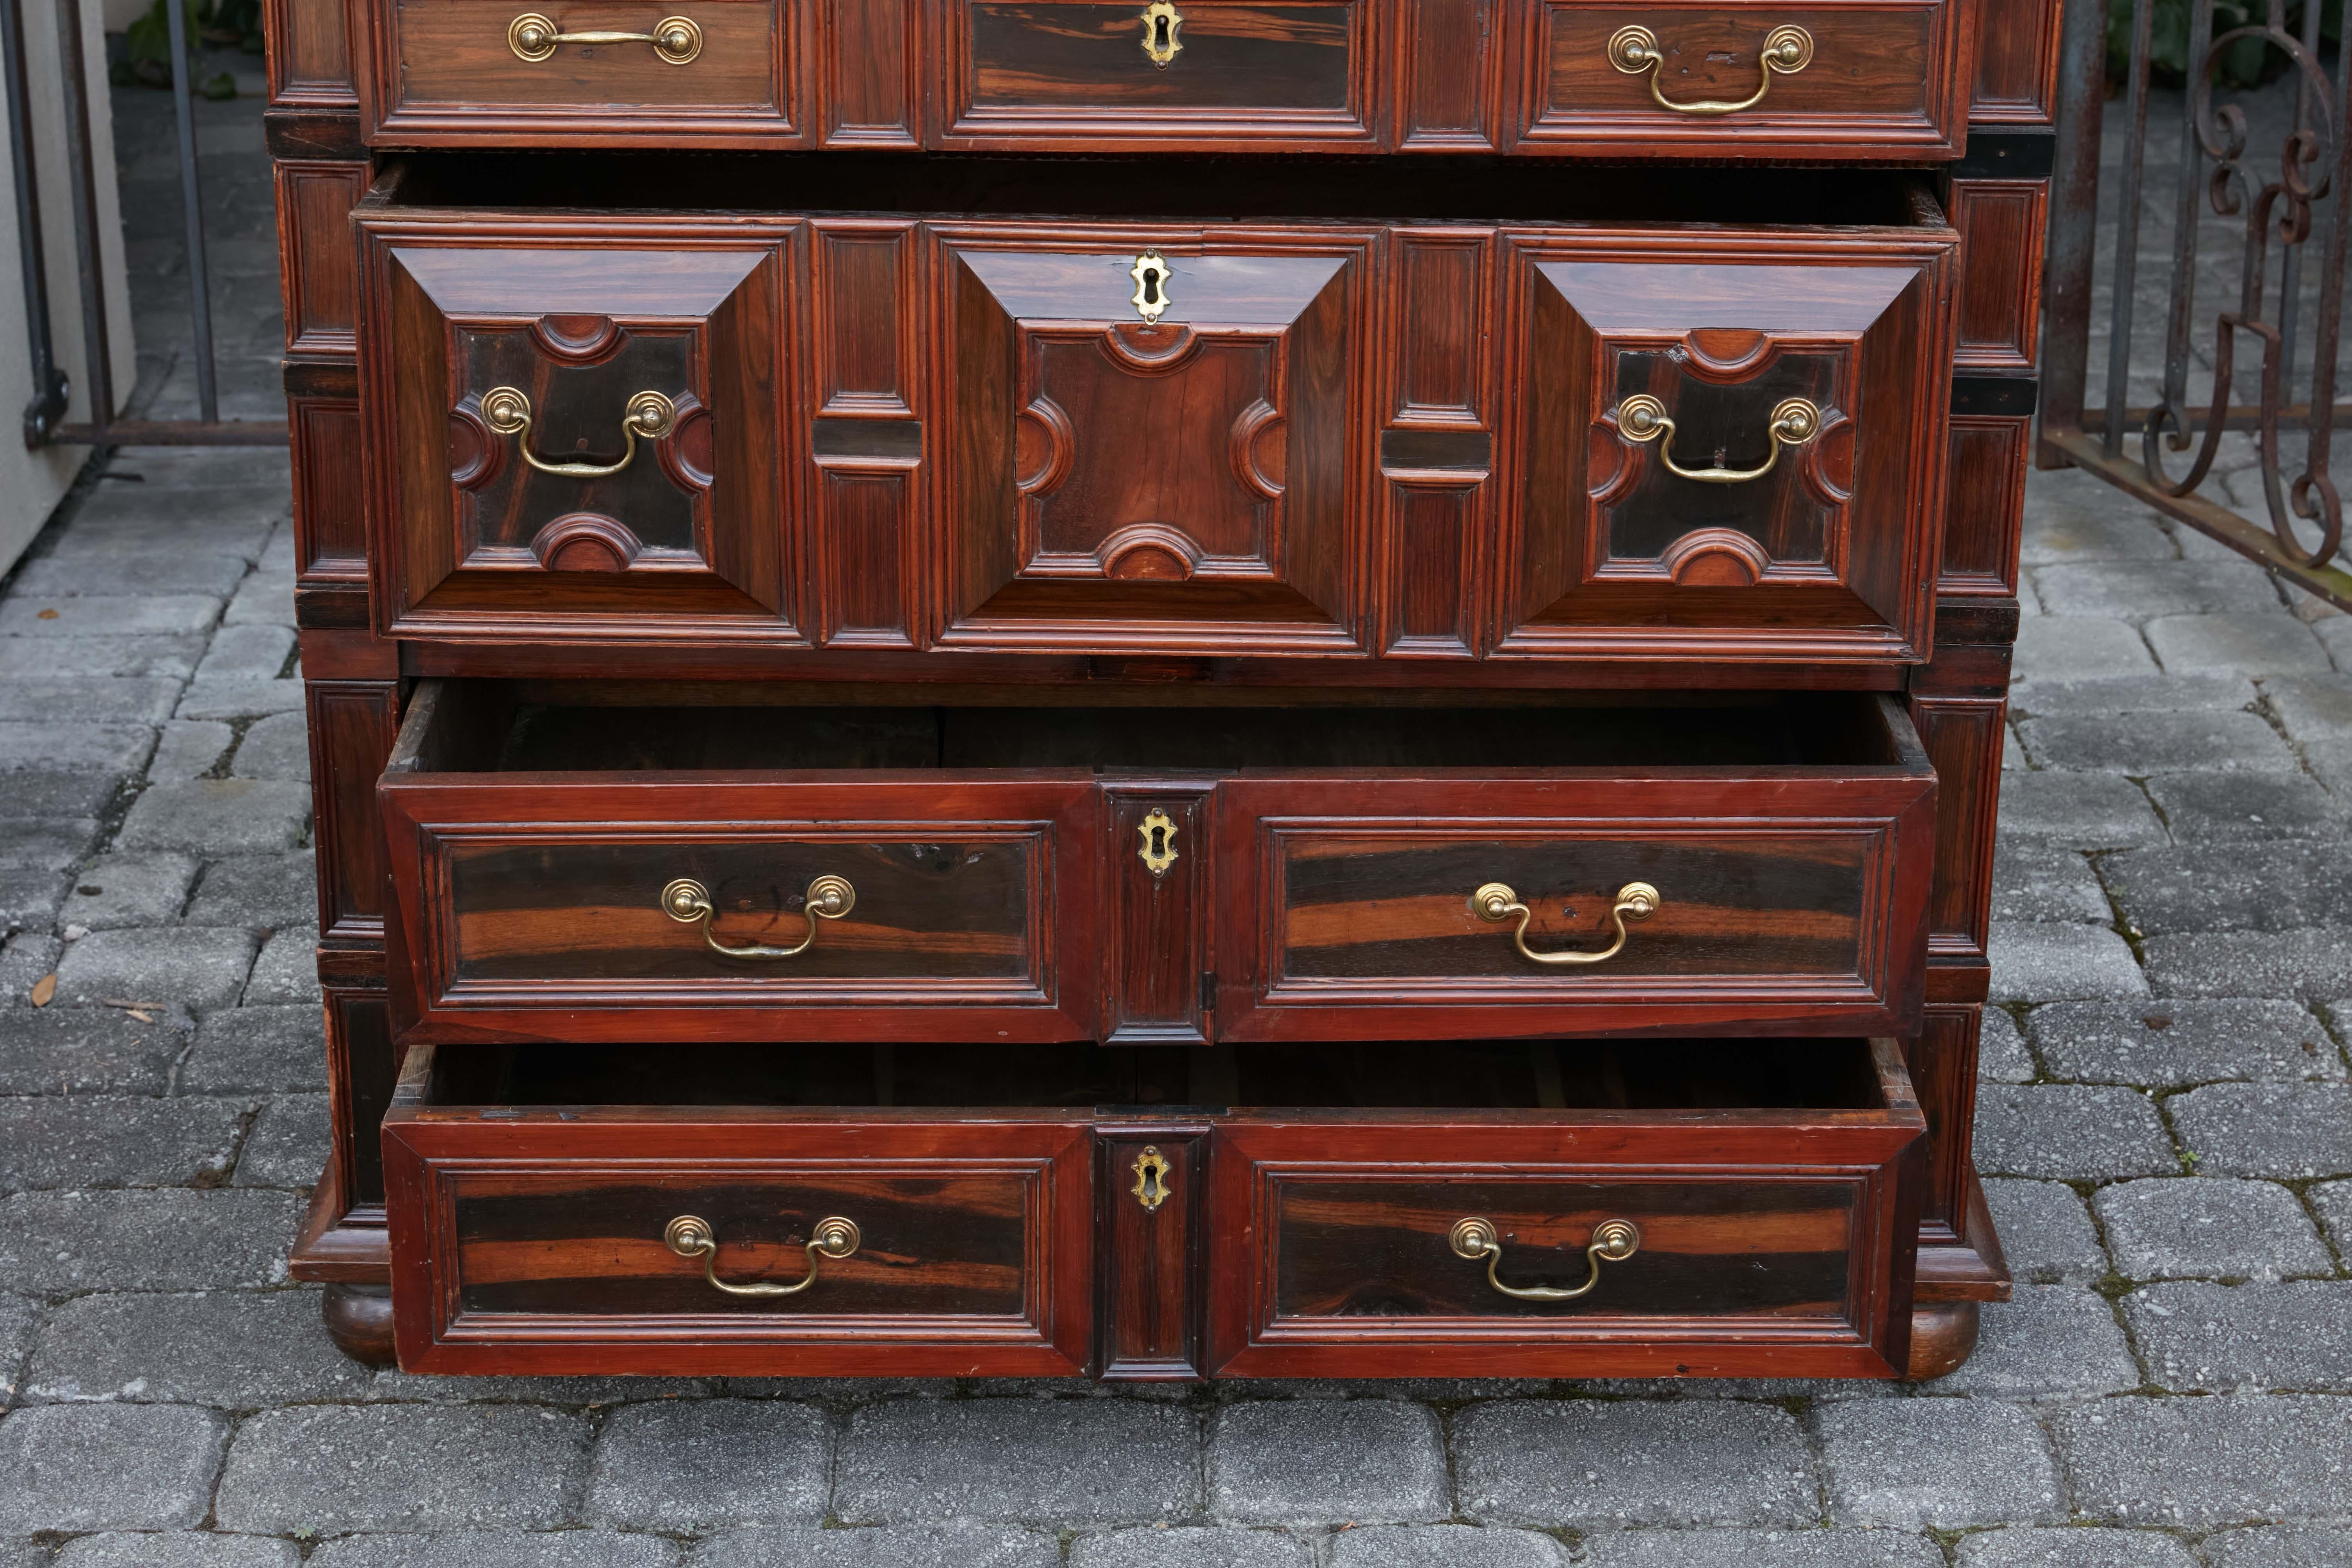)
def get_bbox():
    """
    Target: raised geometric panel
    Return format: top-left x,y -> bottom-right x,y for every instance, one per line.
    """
358,224 -> 799,643
1498,233 -> 1955,664
935,234 -> 1370,653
